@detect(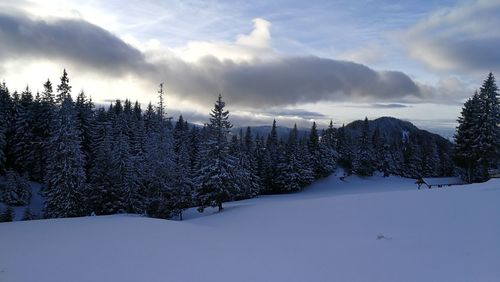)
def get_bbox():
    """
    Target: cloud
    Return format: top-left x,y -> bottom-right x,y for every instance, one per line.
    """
417,76 -> 472,104
0,12 -> 151,75
338,43 -> 387,65
152,56 -> 422,107
343,103 -> 410,109
0,11 -> 446,109
372,103 -> 409,108
400,0 -> 500,73
263,109 -> 325,118
171,17 -> 275,62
